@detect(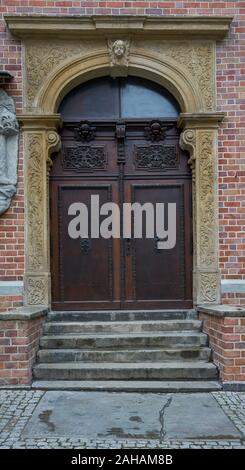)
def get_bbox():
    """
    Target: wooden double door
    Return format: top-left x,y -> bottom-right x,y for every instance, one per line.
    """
50,120 -> 192,310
